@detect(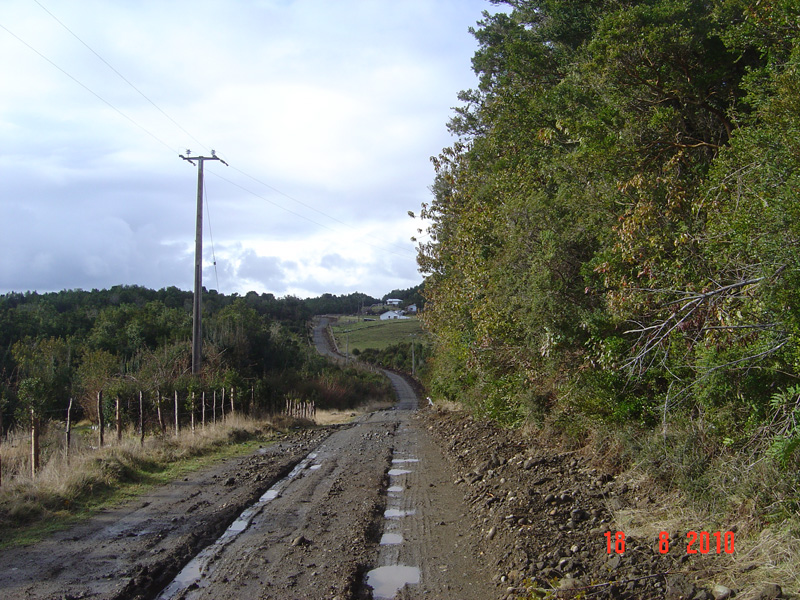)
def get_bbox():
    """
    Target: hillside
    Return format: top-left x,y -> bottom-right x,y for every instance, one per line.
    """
413,0 -> 800,593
